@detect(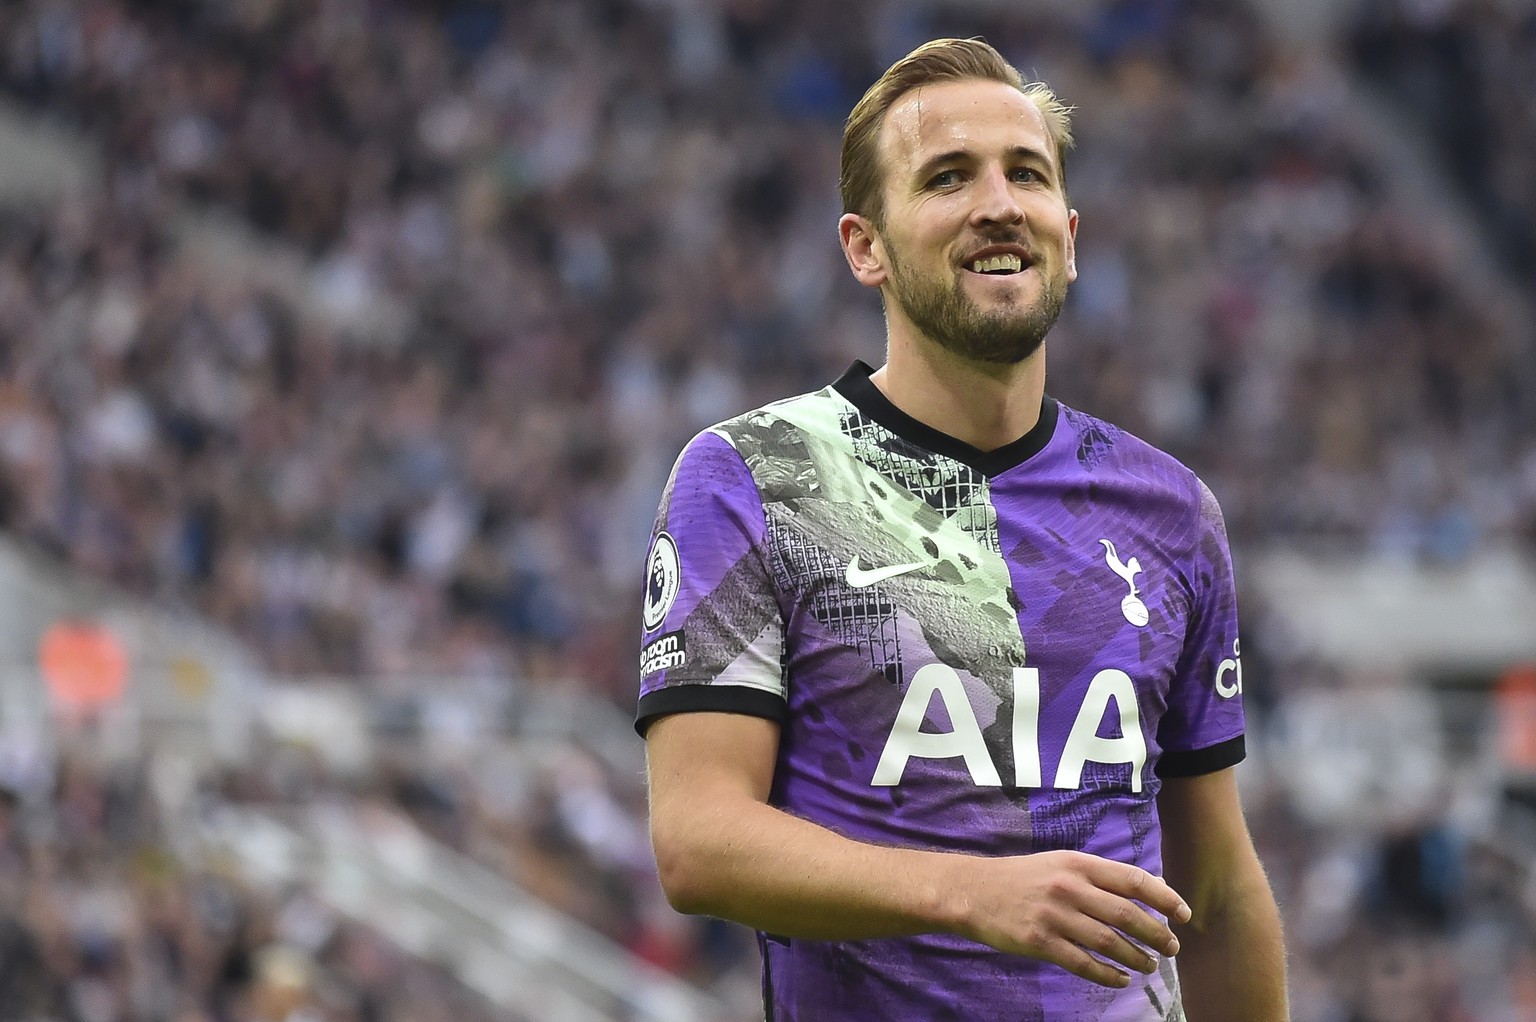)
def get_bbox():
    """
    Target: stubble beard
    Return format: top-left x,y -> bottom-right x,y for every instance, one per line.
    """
884,240 -> 1068,366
